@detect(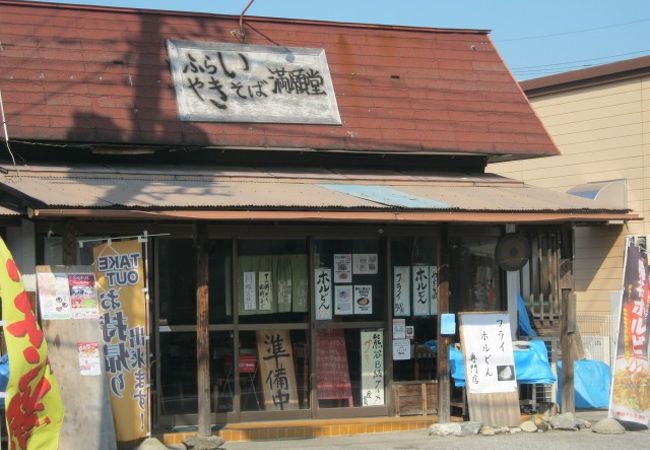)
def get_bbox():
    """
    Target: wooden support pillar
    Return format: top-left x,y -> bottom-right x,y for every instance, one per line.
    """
560,288 -> 576,413
437,224 -> 451,423
62,220 -> 76,265
195,223 -> 211,436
